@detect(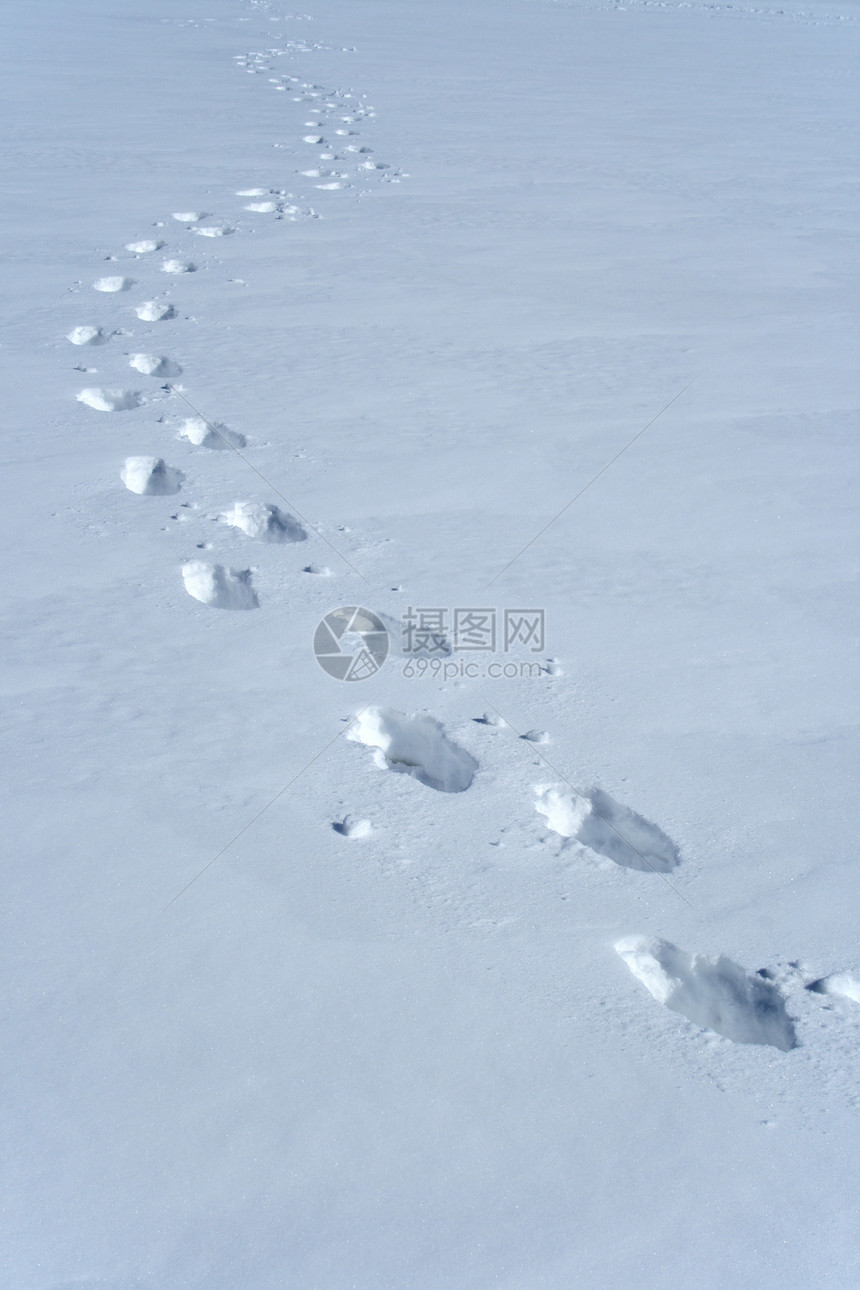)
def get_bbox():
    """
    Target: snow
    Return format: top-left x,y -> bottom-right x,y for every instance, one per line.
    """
2,0 -> 859,1286
121,456 -> 184,497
